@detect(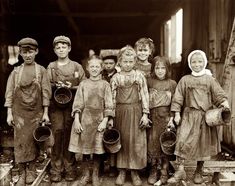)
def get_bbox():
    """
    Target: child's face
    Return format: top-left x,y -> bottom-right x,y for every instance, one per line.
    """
136,45 -> 151,61
87,59 -> 102,78
190,53 -> 205,73
54,42 -> 71,59
119,55 -> 135,72
103,59 -> 116,72
155,62 -> 166,80
20,48 -> 38,65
